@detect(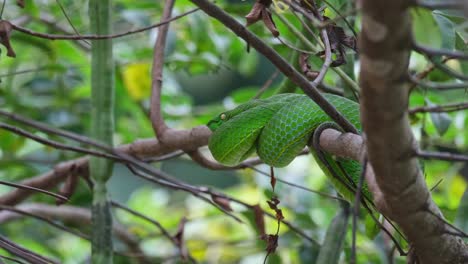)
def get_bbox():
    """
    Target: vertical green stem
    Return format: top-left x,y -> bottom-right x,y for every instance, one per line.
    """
455,188 -> 468,233
316,203 -> 350,264
89,0 -> 114,262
